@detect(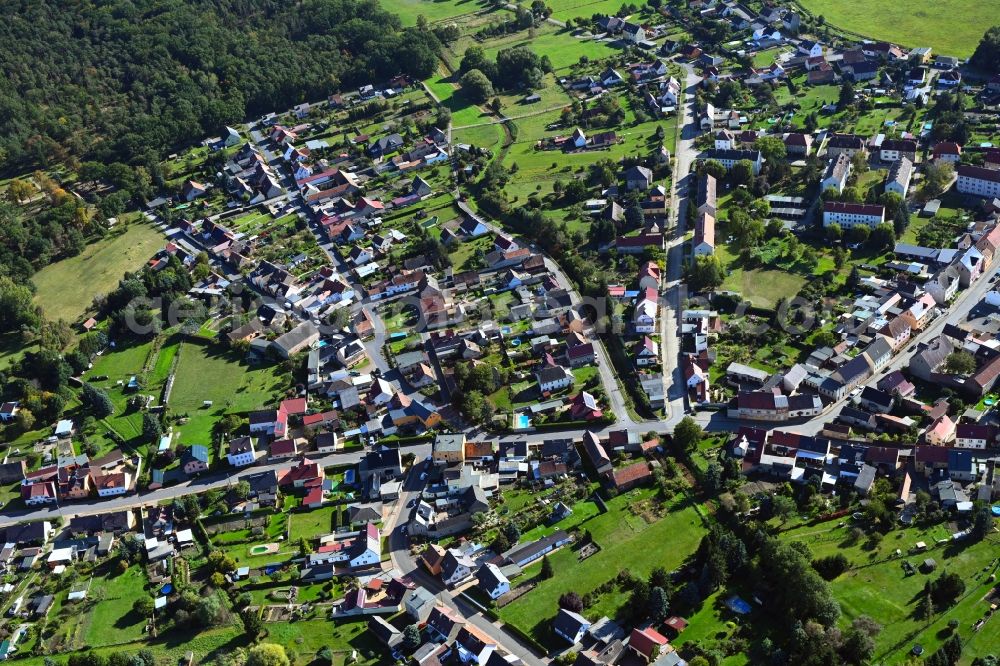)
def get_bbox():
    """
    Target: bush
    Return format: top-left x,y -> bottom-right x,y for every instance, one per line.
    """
812,554 -> 850,580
